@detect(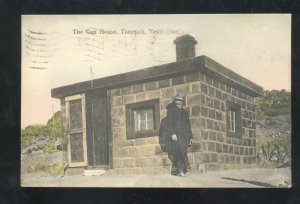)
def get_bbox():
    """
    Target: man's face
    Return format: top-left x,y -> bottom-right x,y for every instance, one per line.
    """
175,100 -> 183,109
